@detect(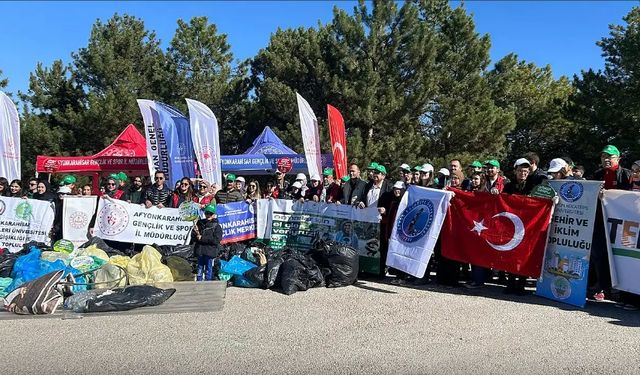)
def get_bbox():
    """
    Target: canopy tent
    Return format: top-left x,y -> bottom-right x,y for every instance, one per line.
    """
221,126 -> 333,175
36,124 -> 148,191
